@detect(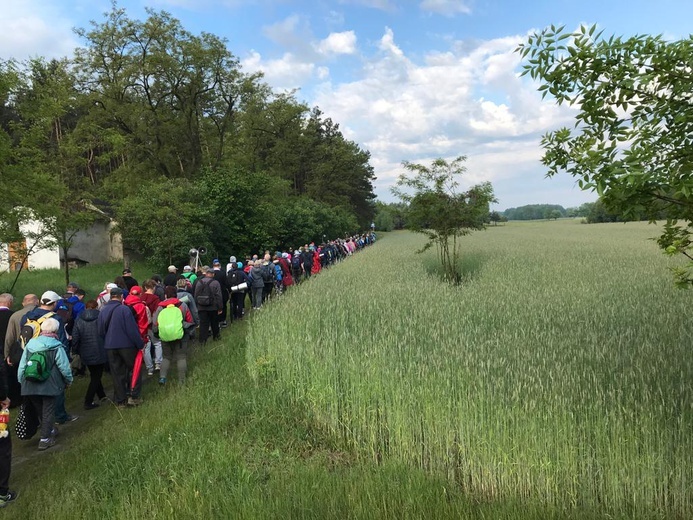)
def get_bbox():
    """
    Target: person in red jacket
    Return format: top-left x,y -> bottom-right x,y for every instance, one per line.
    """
278,253 -> 293,288
123,287 -> 150,344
